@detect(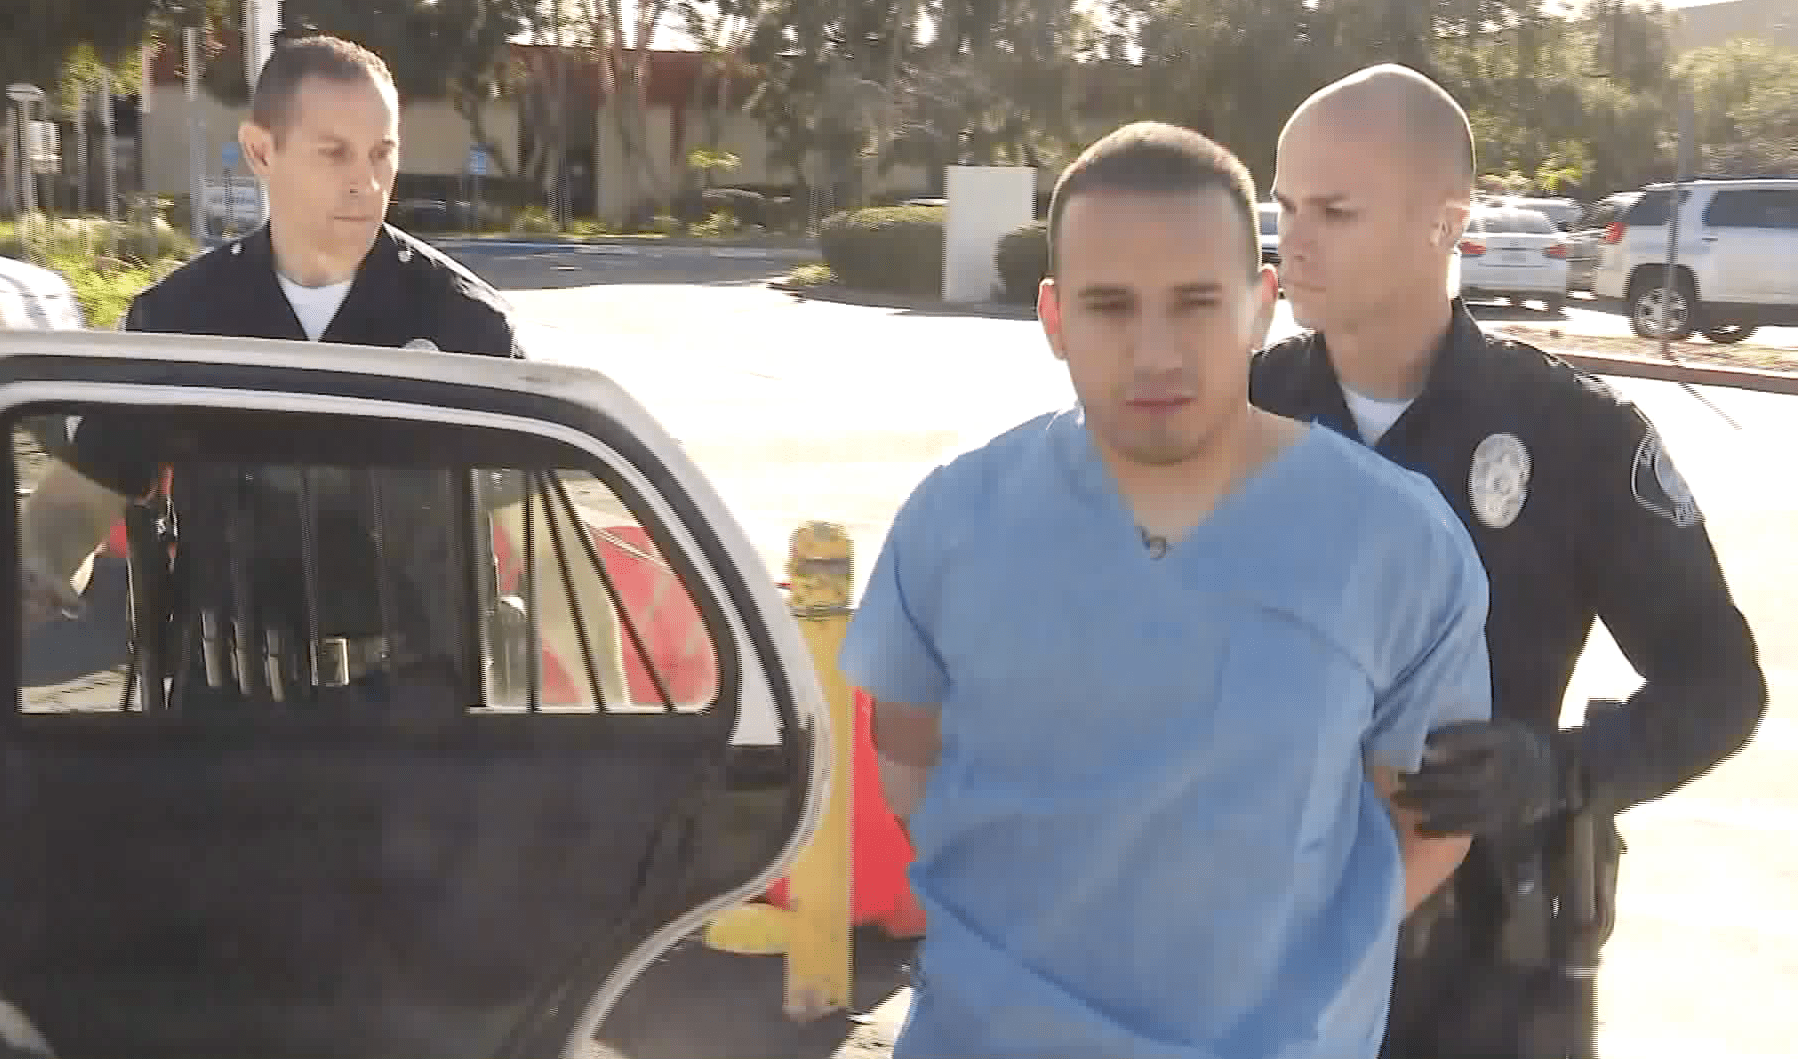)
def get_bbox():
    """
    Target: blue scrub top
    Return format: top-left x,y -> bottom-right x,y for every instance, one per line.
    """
840,408 -> 1492,1059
